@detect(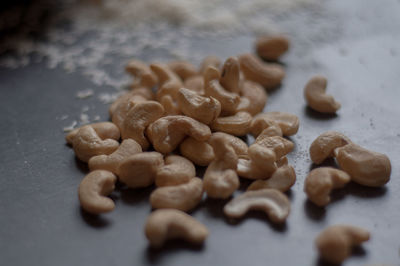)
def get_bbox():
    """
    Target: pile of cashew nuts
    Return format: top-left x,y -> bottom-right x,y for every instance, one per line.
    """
65,35 -> 391,264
